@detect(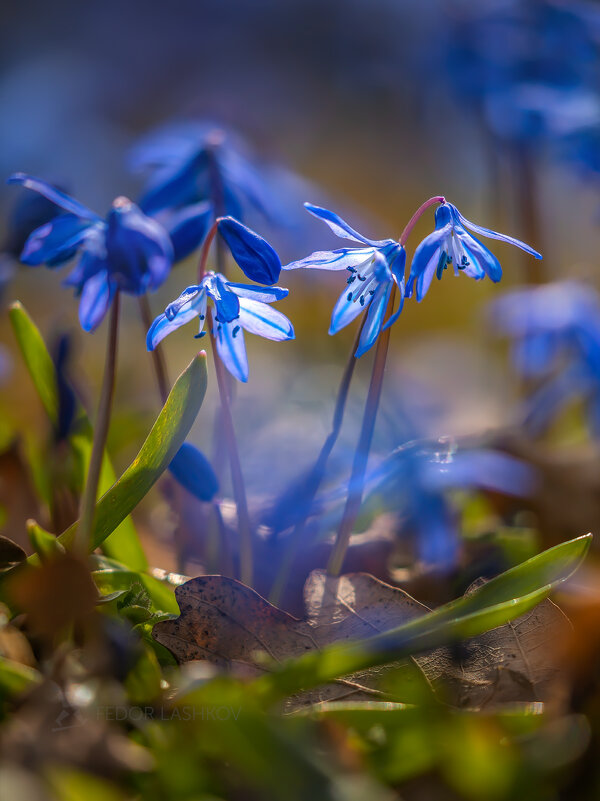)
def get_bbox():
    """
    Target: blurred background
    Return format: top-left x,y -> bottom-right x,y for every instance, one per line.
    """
2,0 -> 600,565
